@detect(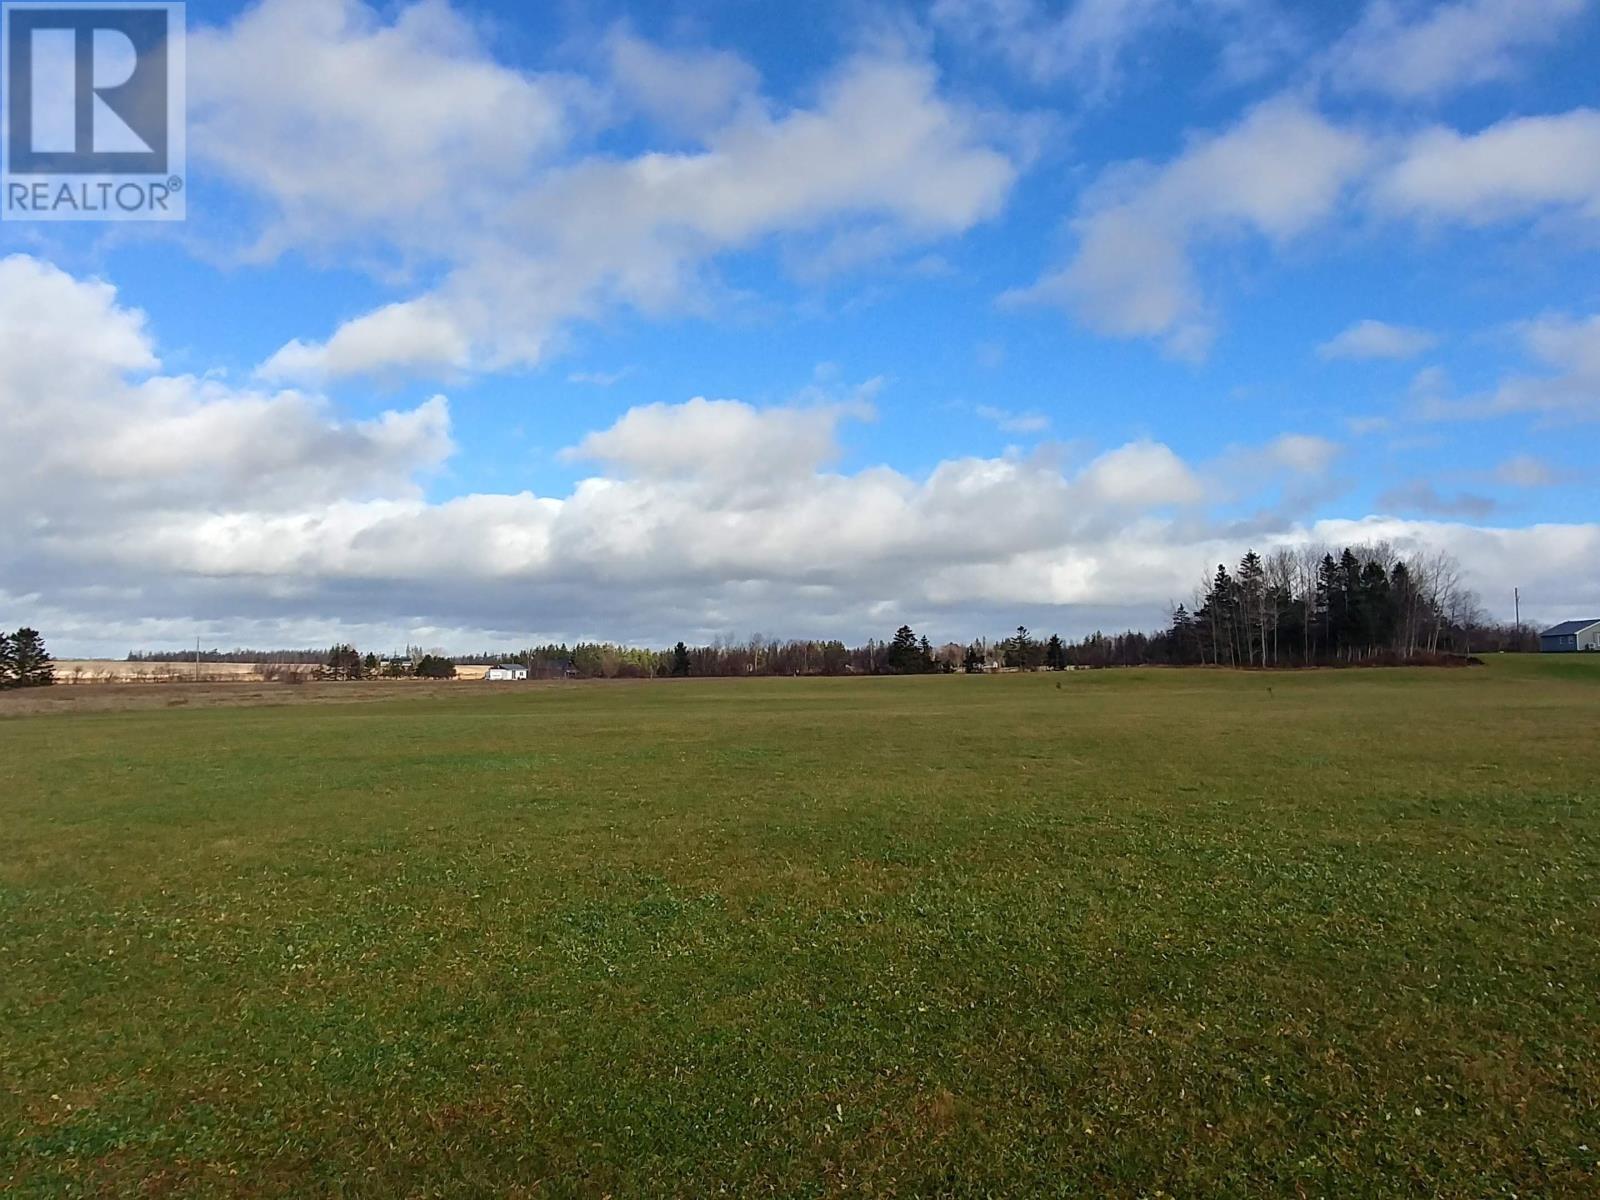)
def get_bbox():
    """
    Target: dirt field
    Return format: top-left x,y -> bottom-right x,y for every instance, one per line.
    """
50,660 -> 321,685
0,677 -> 535,717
